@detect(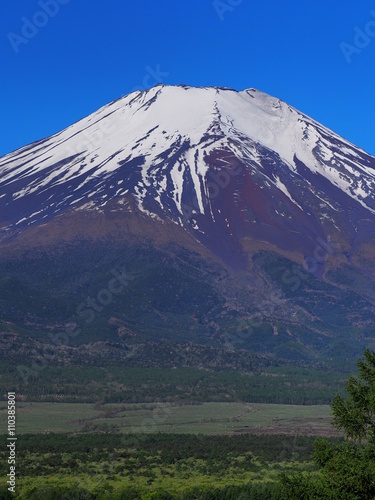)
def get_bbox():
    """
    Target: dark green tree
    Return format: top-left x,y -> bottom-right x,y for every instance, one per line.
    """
280,348 -> 375,499
331,348 -> 375,444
